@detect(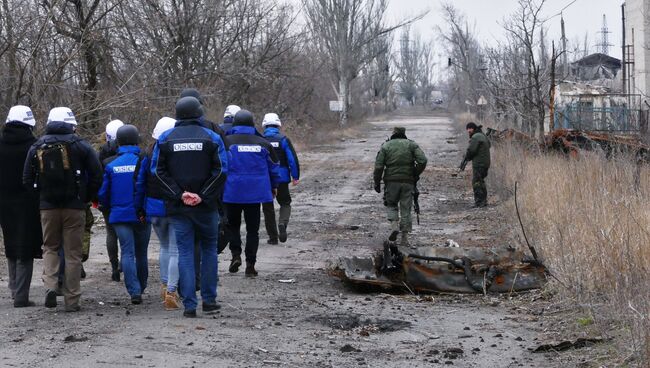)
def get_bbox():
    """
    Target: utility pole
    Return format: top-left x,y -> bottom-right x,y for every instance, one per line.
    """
550,41 -> 557,132
561,15 -> 568,77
